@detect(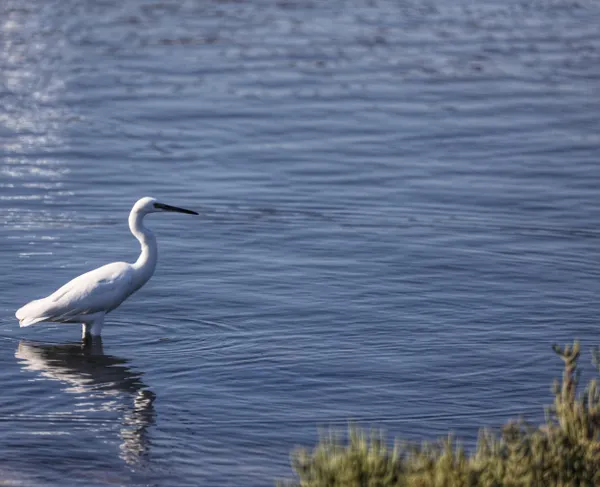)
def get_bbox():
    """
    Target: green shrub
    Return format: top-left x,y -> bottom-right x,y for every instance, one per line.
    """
281,341 -> 600,487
